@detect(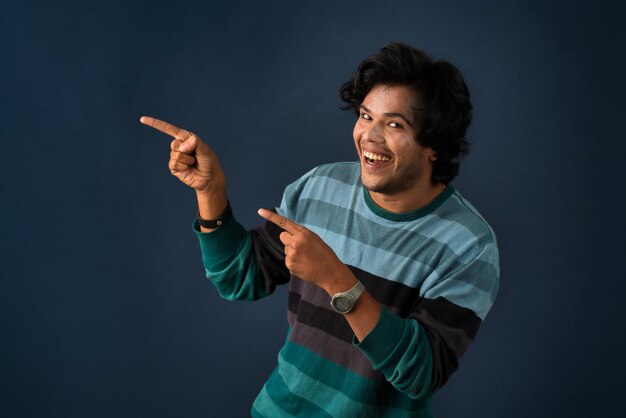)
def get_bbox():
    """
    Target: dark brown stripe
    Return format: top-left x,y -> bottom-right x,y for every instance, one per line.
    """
348,265 -> 422,317
286,311 -> 386,382
288,266 -> 482,390
287,270 -> 416,318
288,291 -> 354,343
288,276 -> 333,309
